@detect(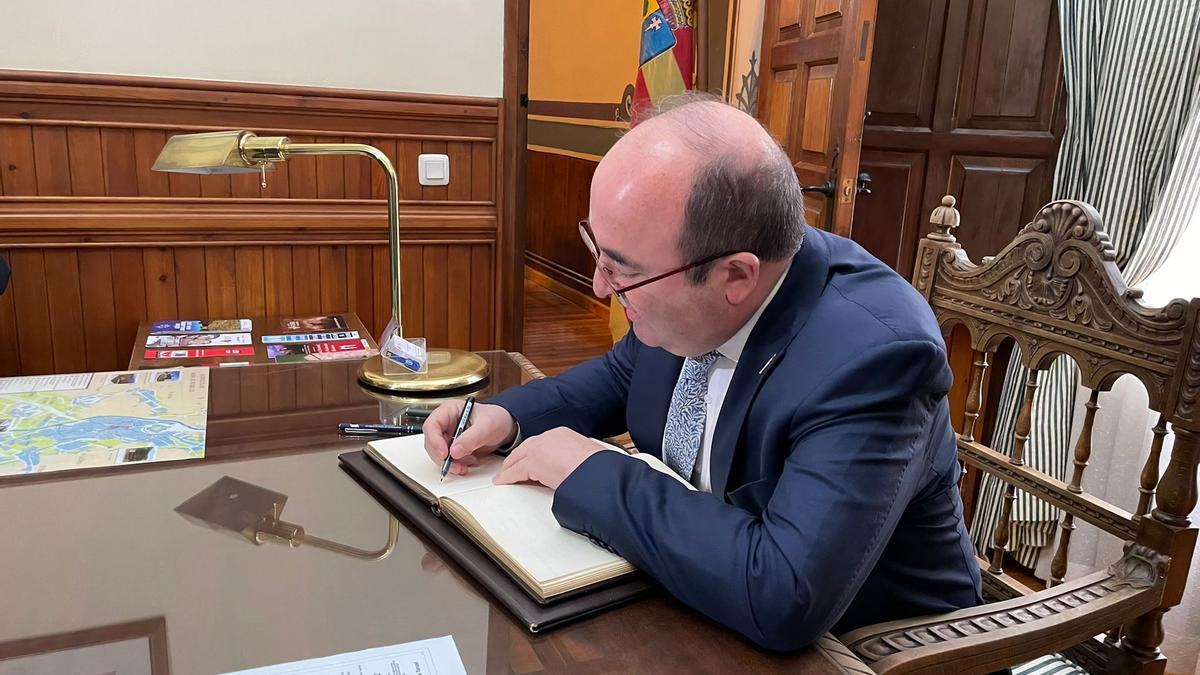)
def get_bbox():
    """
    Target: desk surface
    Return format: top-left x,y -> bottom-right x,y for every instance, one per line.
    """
0,352 -> 862,674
